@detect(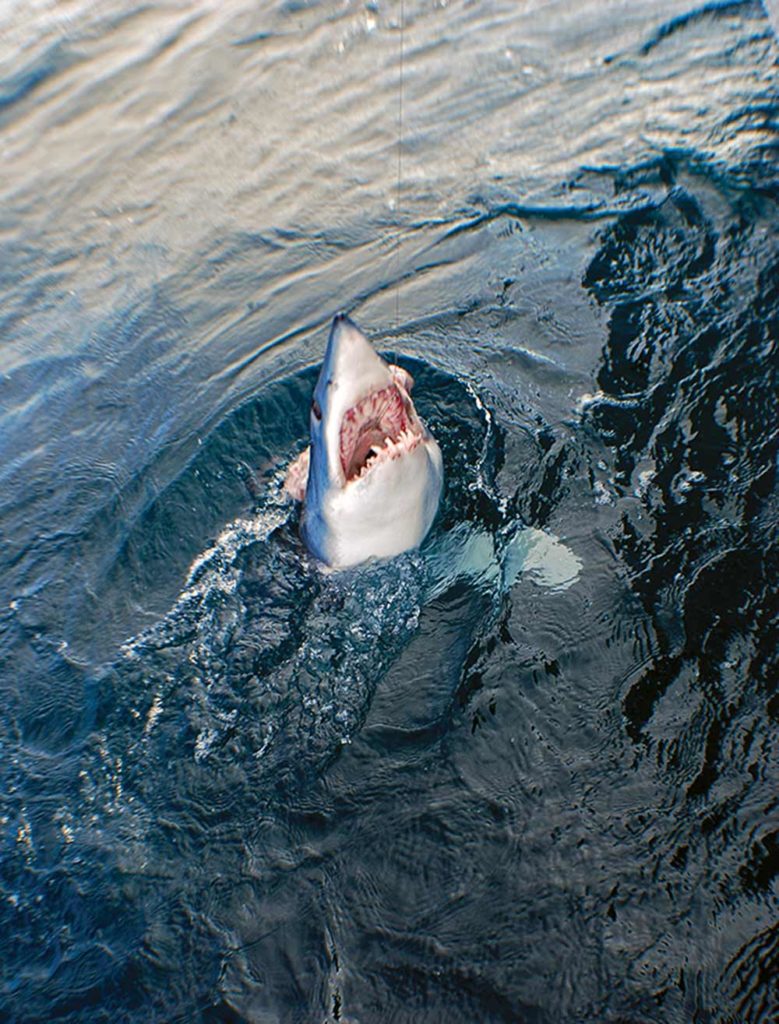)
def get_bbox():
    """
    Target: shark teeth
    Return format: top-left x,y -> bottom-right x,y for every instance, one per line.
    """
340,382 -> 423,483
354,428 -> 421,480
